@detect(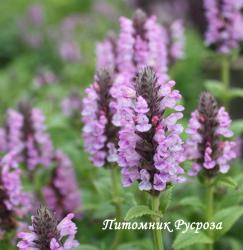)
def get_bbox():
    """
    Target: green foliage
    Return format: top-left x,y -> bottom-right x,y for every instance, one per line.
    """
171,30 -> 207,114
205,80 -> 226,99
221,237 -> 243,250
125,205 -> 161,221
173,230 -> 213,250
216,175 -> 238,189
230,88 -> 243,98
231,119 -> 243,135
213,206 -> 243,240
160,185 -> 173,213
117,240 -> 153,250
73,245 -> 99,250
205,80 -> 243,102
178,196 -> 204,210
